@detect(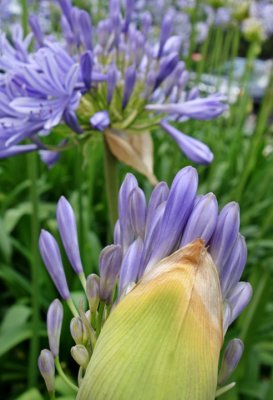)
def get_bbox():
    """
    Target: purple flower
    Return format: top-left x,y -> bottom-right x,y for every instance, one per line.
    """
9,50 -> 81,132
112,167 -> 251,330
118,237 -> 144,295
39,229 -> 70,300
122,66 -> 137,109
180,193 -> 218,246
0,1 -> 227,168
39,167 -> 251,390
161,120 -> 214,164
158,11 -> 174,58
80,51 -> 93,90
146,94 -> 228,120
39,150 -> 61,169
218,339 -> 244,385
154,52 -> 179,90
90,111 -> 110,132
99,245 -> 122,303
56,196 -> 83,275
0,144 -> 38,159
86,274 -> 100,312
47,299 -> 64,357
107,64 -> 118,104
38,349 -> 55,395
29,15 -> 44,47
